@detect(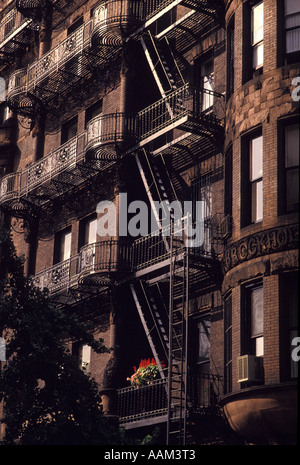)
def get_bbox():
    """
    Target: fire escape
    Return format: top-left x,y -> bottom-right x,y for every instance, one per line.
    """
121,0 -> 228,445
1,1 -> 144,227
1,0 -> 231,445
